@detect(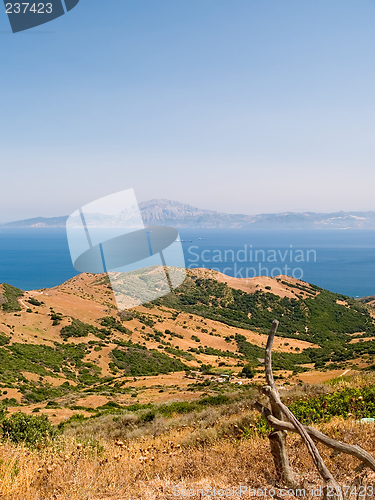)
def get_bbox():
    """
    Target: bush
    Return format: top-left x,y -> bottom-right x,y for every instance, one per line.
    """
199,364 -> 213,374
241,363 -> 255,379
27,297 -> 42,307
99,317 -> 131,334
1,412 -> 55,448
141,410 -> 156,422
50,312 -> 62,326
0,333 -> 10,346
